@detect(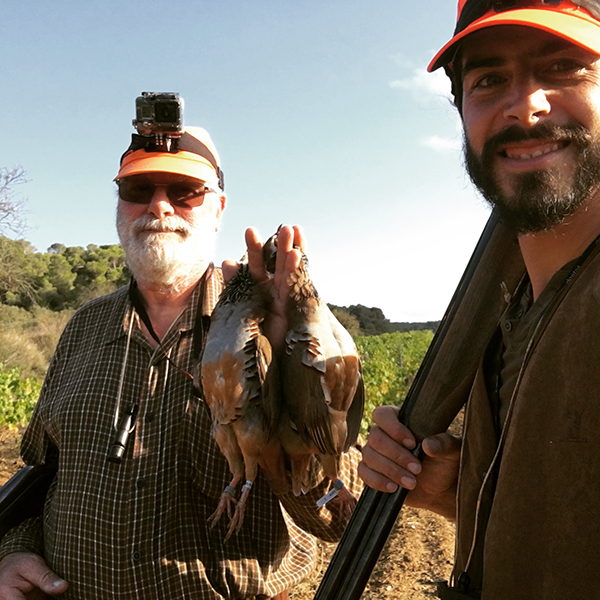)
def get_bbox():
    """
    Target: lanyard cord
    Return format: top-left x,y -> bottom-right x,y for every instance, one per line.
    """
112,310 -> 136,431
107,273 -> 210,464
126,271 -> 210,383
